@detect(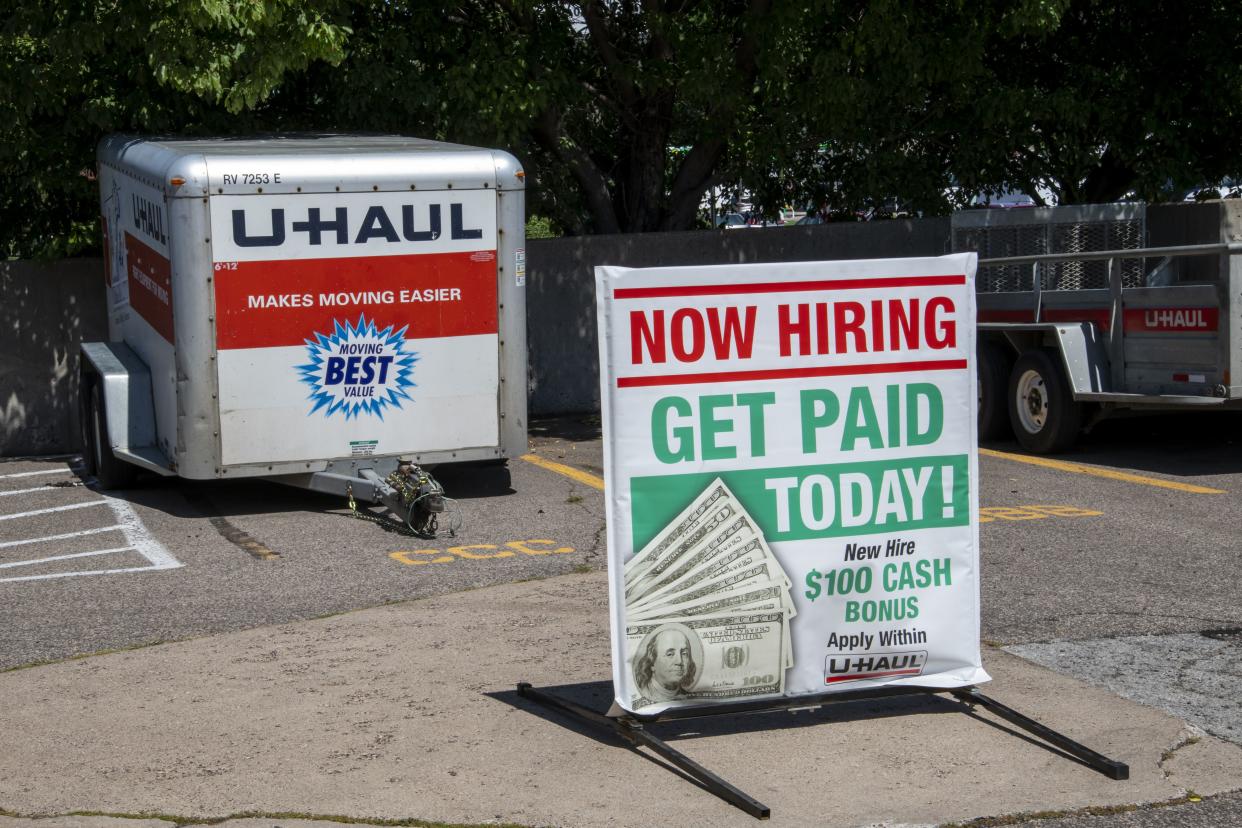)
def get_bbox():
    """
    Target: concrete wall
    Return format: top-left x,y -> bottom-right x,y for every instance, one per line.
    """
8,205 -> 1233,455
0,218 -> 954,455
0,258 -> 108,456
526,218 -> 951,414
